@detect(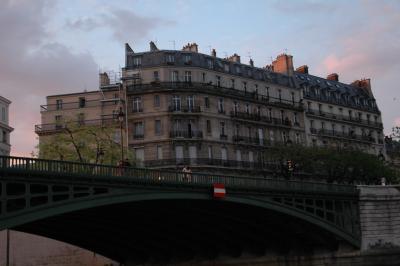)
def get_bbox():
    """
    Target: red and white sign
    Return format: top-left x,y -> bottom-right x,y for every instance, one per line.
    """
213,183 -> 226,198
